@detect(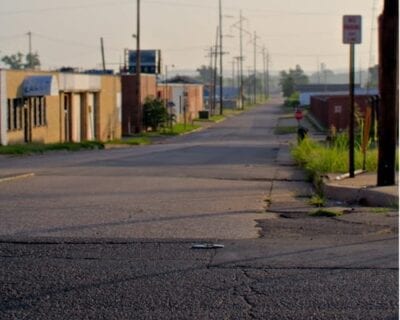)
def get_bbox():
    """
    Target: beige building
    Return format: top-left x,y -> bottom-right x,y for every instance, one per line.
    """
0,69 -> 121,146
157,77 -> 204,123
